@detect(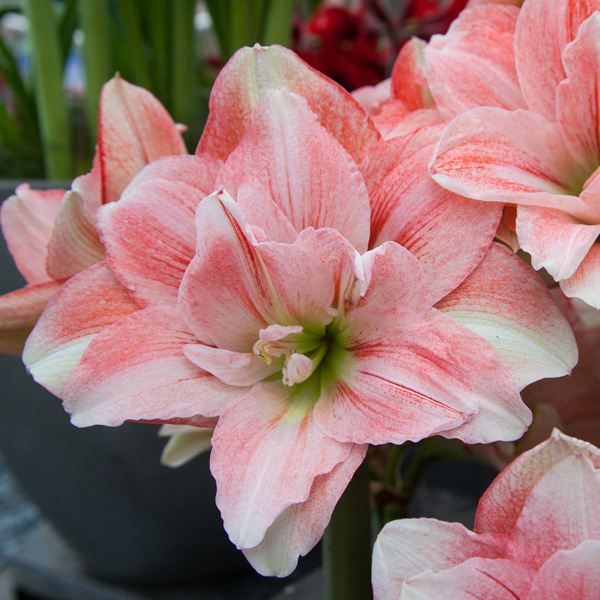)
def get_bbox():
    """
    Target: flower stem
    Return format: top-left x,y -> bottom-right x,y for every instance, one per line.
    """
323,457 -> 373,600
